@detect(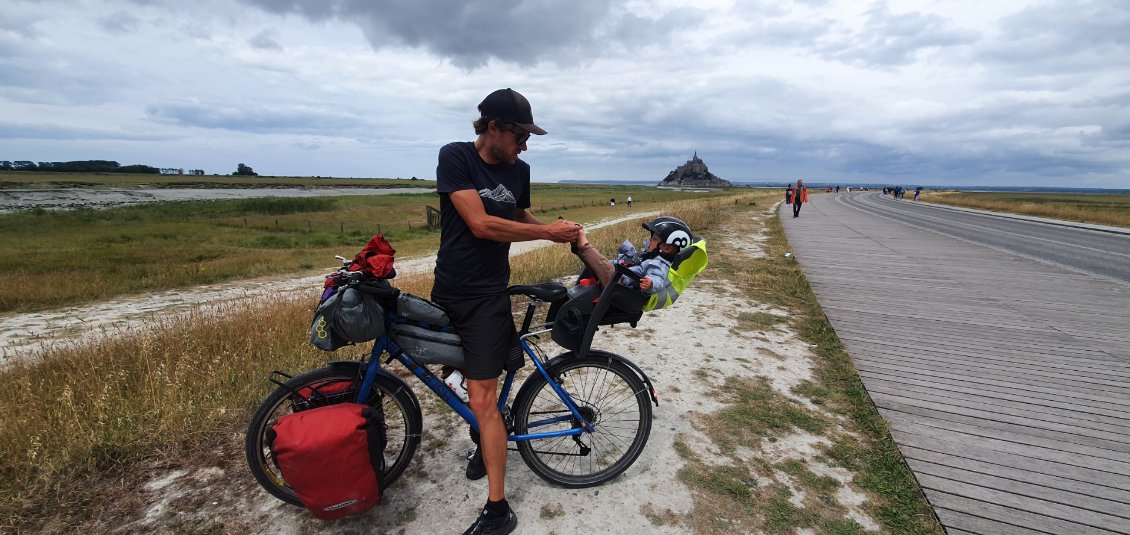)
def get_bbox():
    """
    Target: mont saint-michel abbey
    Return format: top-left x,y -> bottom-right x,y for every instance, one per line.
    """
658,152 -> 732,188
